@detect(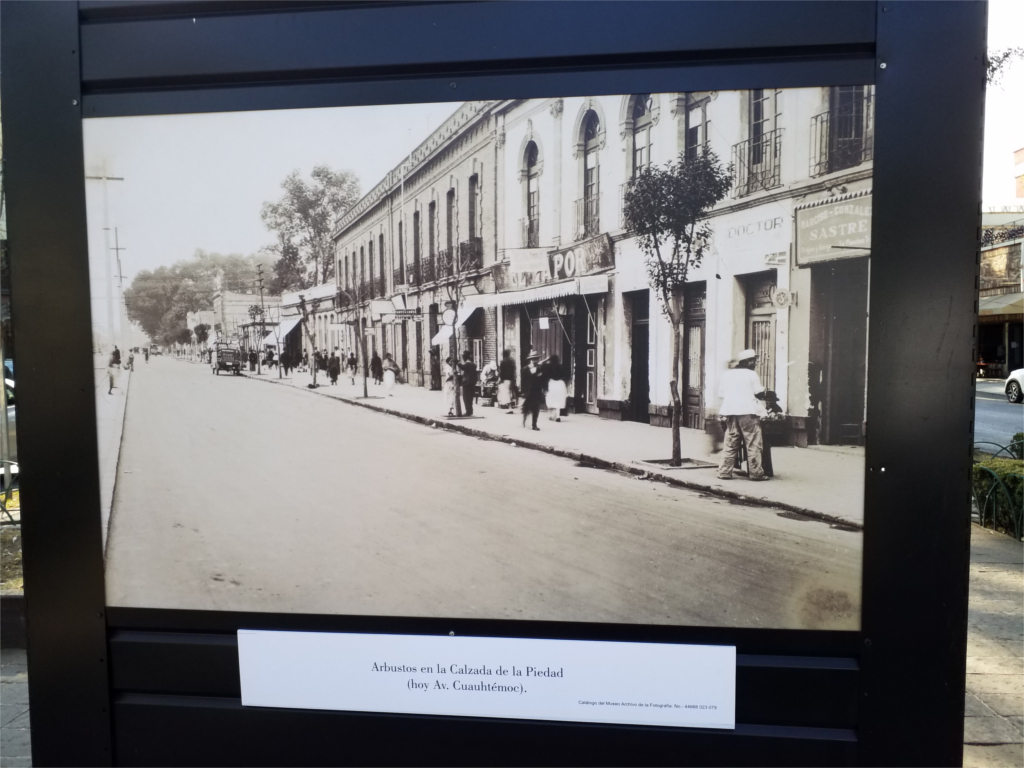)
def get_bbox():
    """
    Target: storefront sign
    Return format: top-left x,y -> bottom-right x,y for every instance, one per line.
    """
239,630 -> 736,730
764,251 -> 788,266
795,192 -> 872,265
496,234 -> 614,292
